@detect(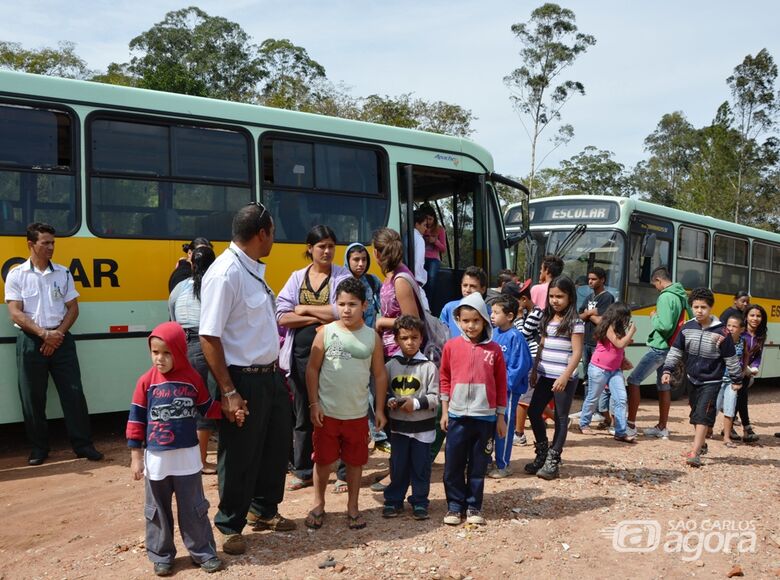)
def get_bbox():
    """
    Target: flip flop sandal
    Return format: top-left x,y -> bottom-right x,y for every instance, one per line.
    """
347,514 -> 366,530
304,510 -> 325,530
331,480 -> 348,494
370,482 -> 388,492
286,477 -> 313,491
724,441 -> 739,448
